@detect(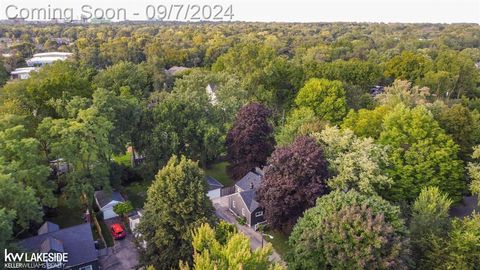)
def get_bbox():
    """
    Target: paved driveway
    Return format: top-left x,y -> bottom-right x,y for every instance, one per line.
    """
99,218 -> 140,270
211,196 -> 284,263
